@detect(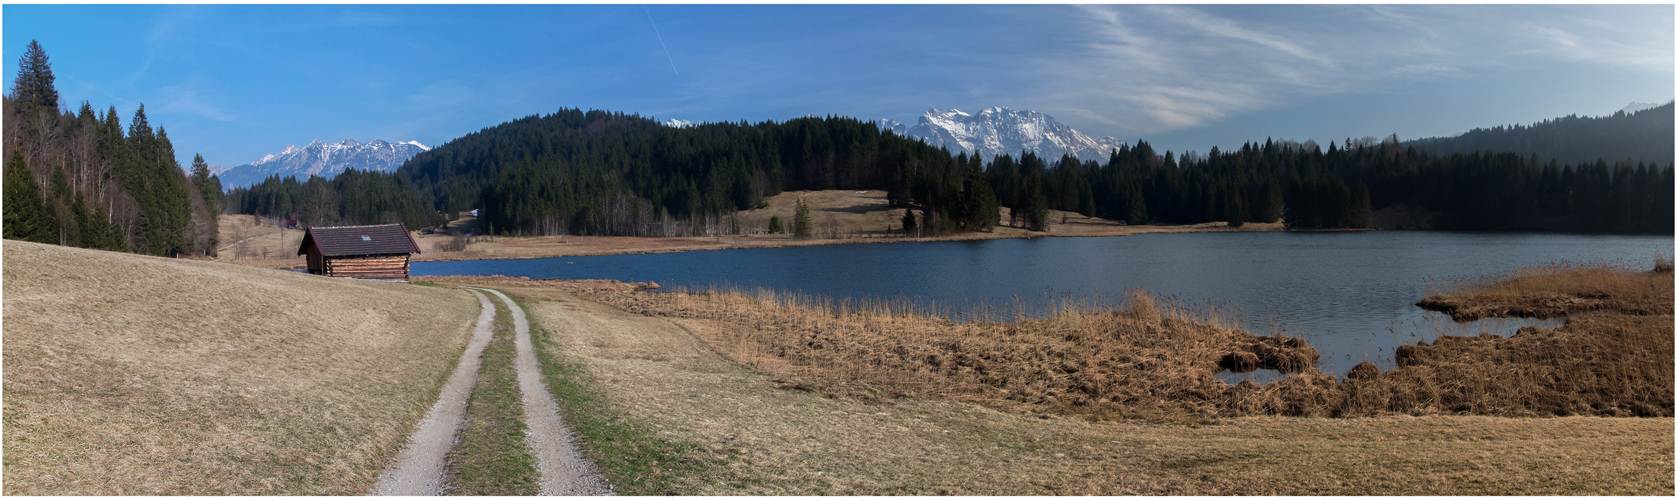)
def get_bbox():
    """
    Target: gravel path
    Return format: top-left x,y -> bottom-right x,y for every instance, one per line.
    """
370,288 -> 498,495
477,287 -> 613,496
